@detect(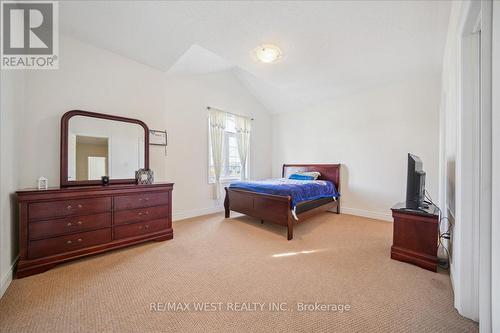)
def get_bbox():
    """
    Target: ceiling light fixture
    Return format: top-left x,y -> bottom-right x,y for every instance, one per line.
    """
255,44 -> 282,63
